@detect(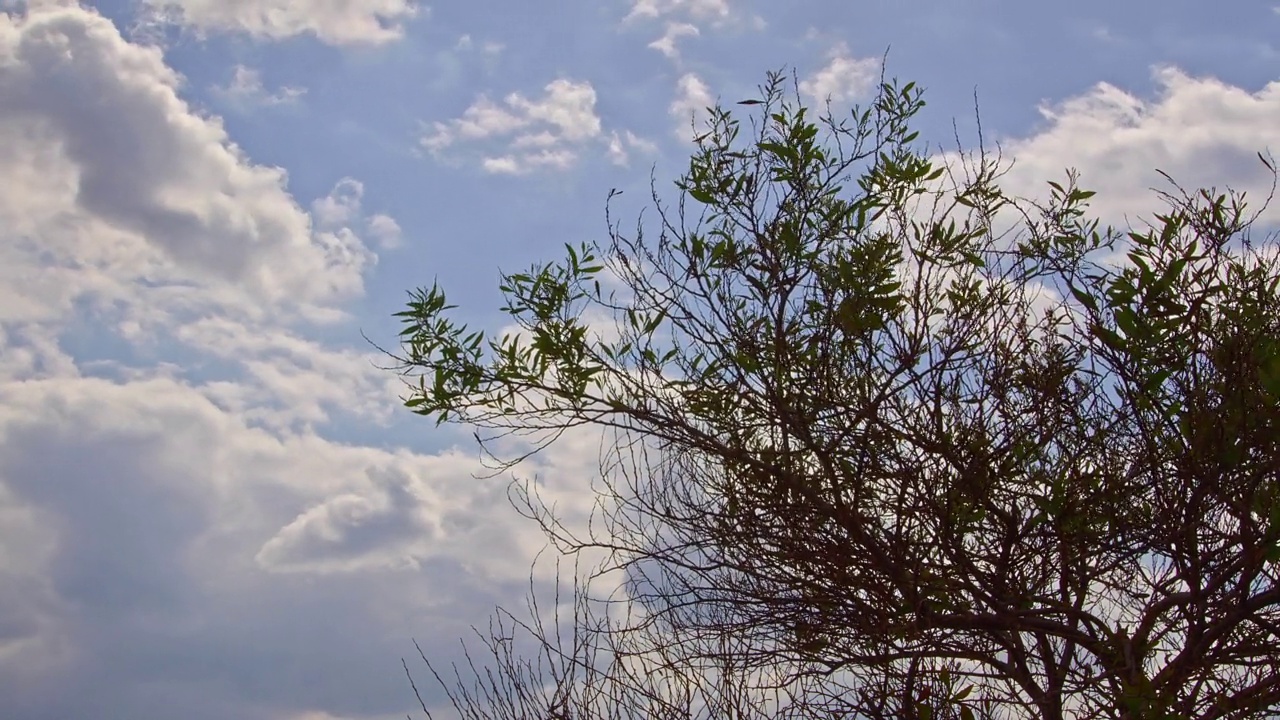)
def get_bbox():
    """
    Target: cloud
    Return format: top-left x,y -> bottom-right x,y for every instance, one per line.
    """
171,315 -> 399,430
800,43 -> 880,104
669,72 -> 715,141
255,468 -> 435,574
607,129 -> 659,167
481,148 -> 577,174
0,5 -> 658,720
648,21 -> 698,60
420,96 -> 525,153
0,3 -> 374,312
623,0 -> 762,32
365,214 -> 403,250
421,78 -> 612,174
625,0 -> 730,23
0,13 -> 586,711
507,79 -> 602,141
0,375 -> 543,720
311,177 -> 367,228
138,0 -> 421,46
994,66 -> 1280,225
212,64 -> 306,108
455,33 -> 504,58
